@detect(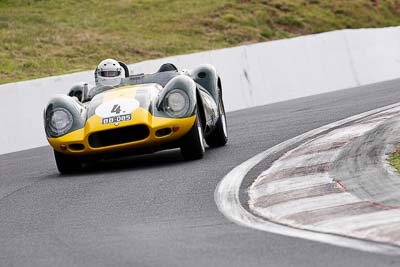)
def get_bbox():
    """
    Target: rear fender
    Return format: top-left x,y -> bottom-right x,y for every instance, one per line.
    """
190,64 -> 219,102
